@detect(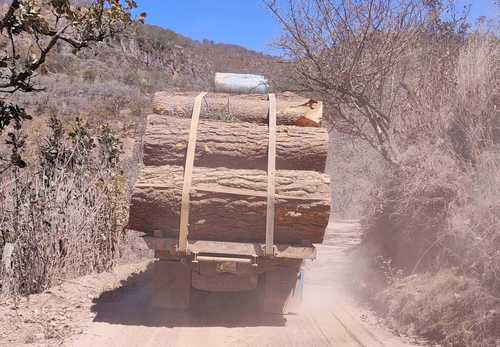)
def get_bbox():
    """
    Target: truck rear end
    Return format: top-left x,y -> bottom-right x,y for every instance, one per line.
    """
129,74 -> 330,314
